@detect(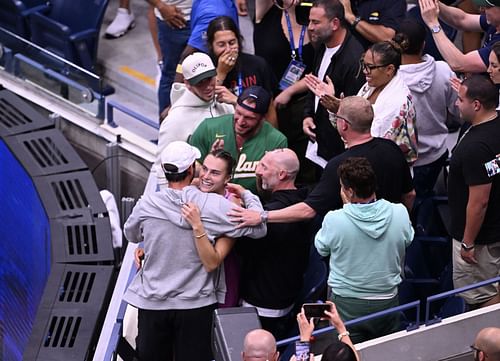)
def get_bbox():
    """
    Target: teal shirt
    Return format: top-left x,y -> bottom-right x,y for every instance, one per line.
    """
190,114 -> 287,193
